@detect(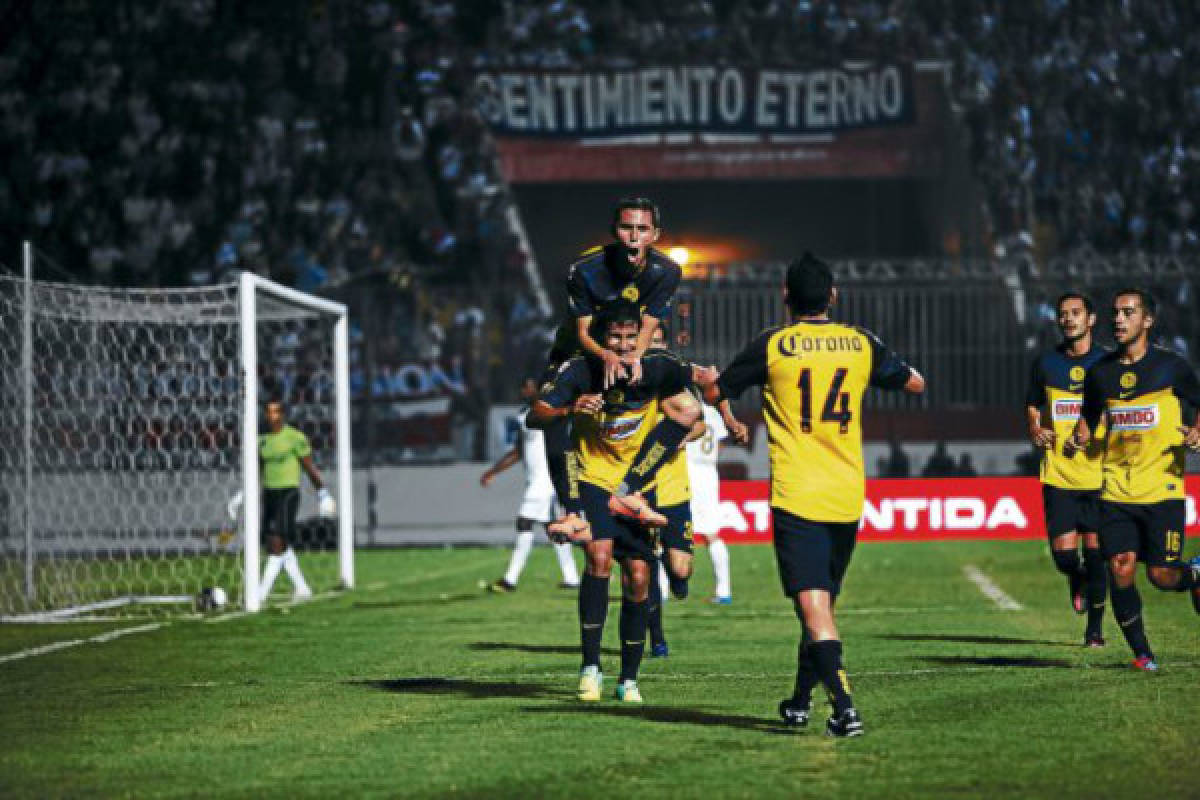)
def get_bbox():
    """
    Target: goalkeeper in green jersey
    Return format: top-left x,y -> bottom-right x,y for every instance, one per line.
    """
230,397 -> 335,604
